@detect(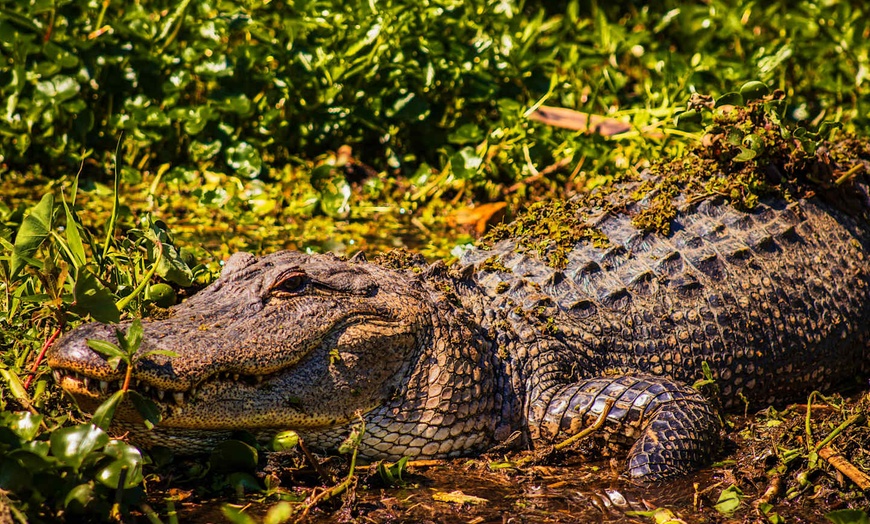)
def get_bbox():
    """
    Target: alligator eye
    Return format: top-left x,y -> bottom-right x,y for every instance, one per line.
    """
272,272 -> 307,296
